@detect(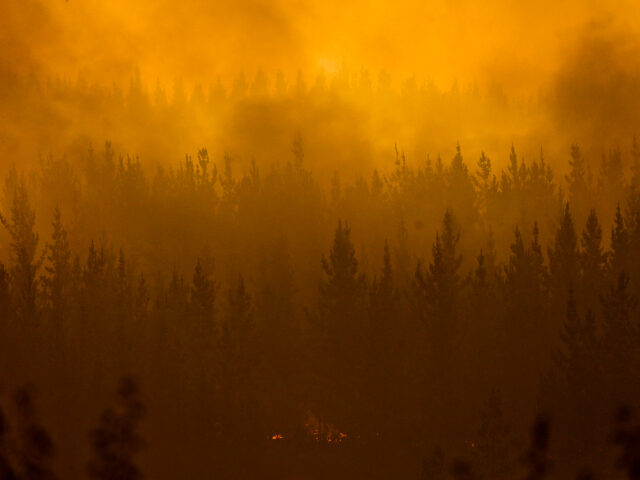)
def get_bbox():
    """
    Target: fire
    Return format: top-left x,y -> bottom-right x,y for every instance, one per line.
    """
304,414 -> 348,443
271,434 -> 284,440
